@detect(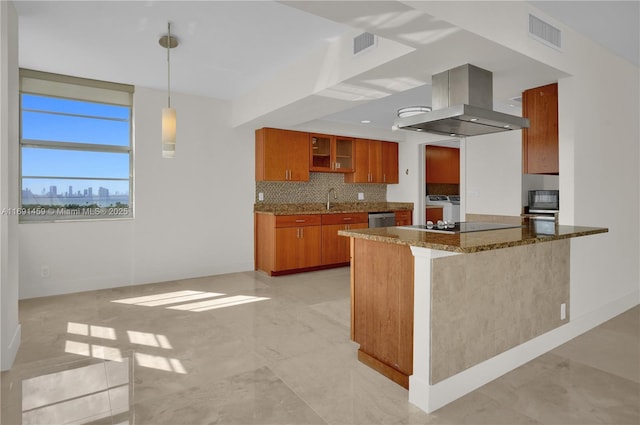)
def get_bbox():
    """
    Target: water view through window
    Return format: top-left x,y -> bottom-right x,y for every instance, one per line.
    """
20,88 -> 133,221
